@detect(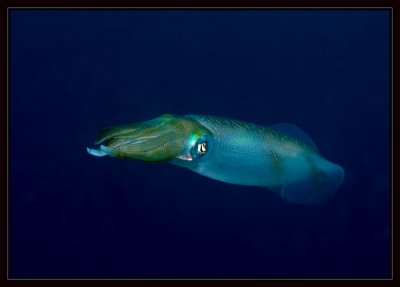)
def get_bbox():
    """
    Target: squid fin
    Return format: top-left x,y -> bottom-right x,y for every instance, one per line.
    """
272,159 -> 344,204
269,122 -> 319,152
